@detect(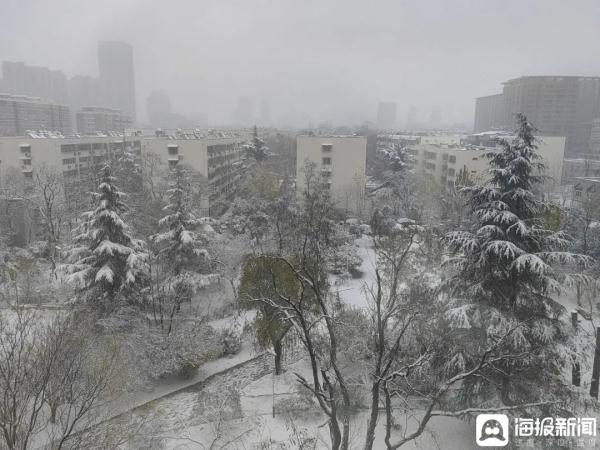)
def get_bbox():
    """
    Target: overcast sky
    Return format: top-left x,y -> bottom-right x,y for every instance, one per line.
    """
2,0 -> 600,127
